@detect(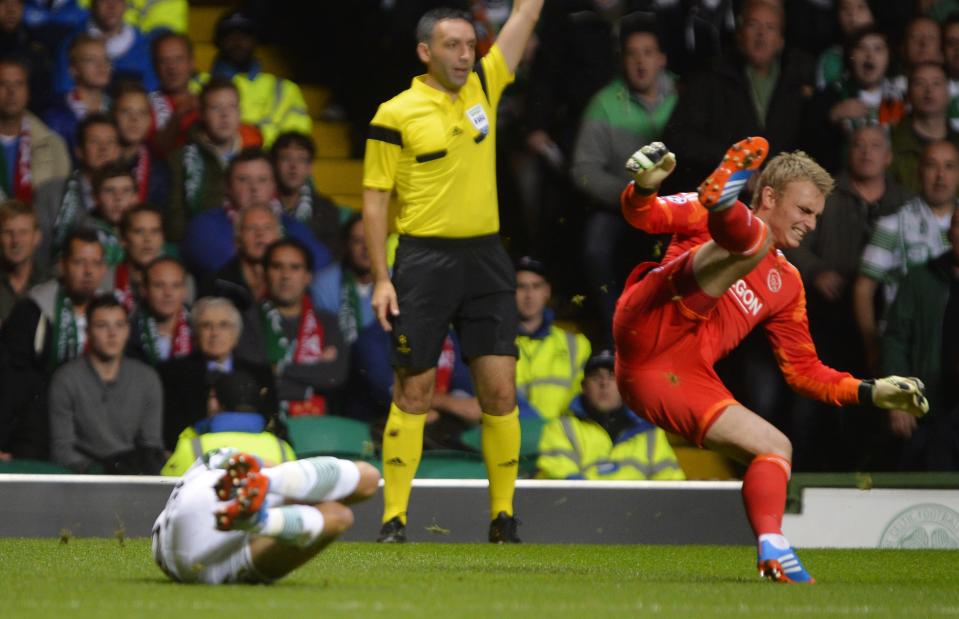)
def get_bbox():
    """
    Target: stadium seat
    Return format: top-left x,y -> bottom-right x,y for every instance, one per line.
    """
287,416 -> 373,459
188,5 -> 229,44
301,85 -> 332,120
193,42 -> 217,74
192,43 -> 294,79
311,121 -> 351,158
0,459 -> 72,474
416,451 -> 488,479
666,433 -> 741,480
313,159 -> 363,195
